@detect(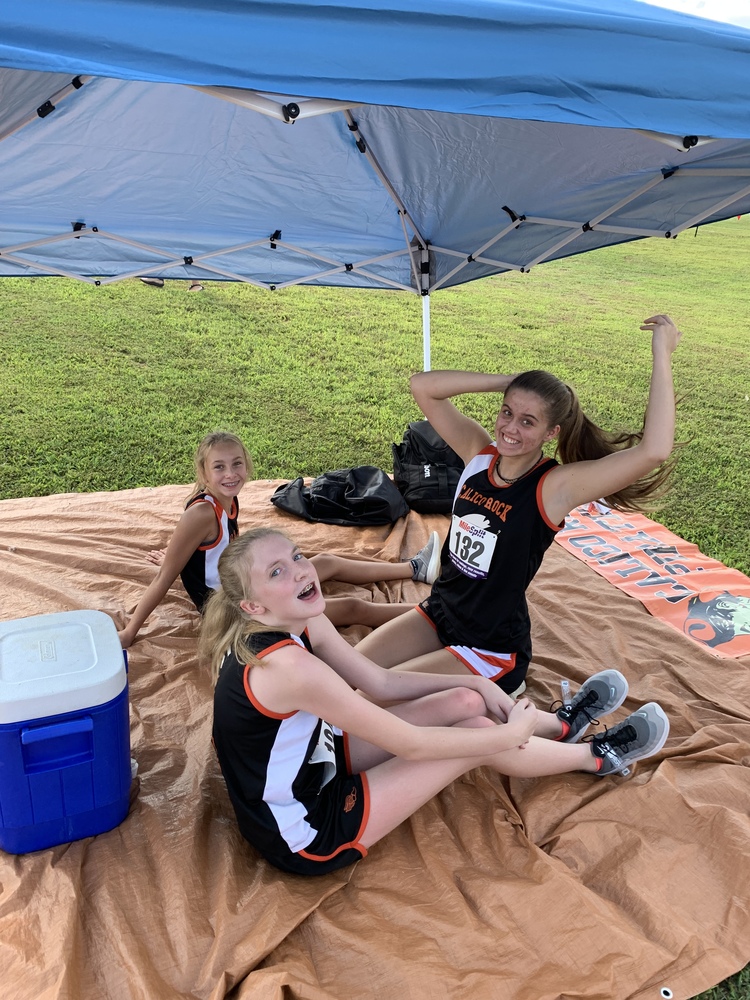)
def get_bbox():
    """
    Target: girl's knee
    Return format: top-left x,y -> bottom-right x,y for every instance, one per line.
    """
325,595 -> 371,628
450,686 -> 487,719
